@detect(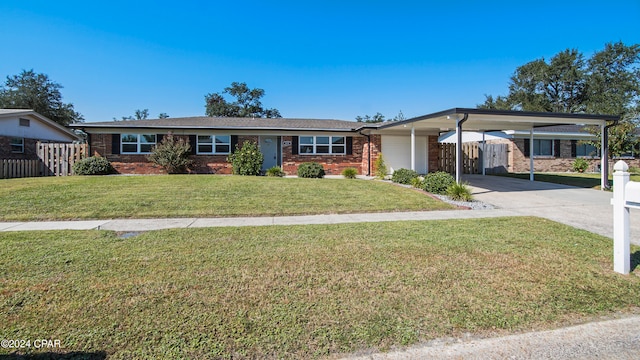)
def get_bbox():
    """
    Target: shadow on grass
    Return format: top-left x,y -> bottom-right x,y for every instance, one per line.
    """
0,352 -> 106,360
632,250 -> 640,273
